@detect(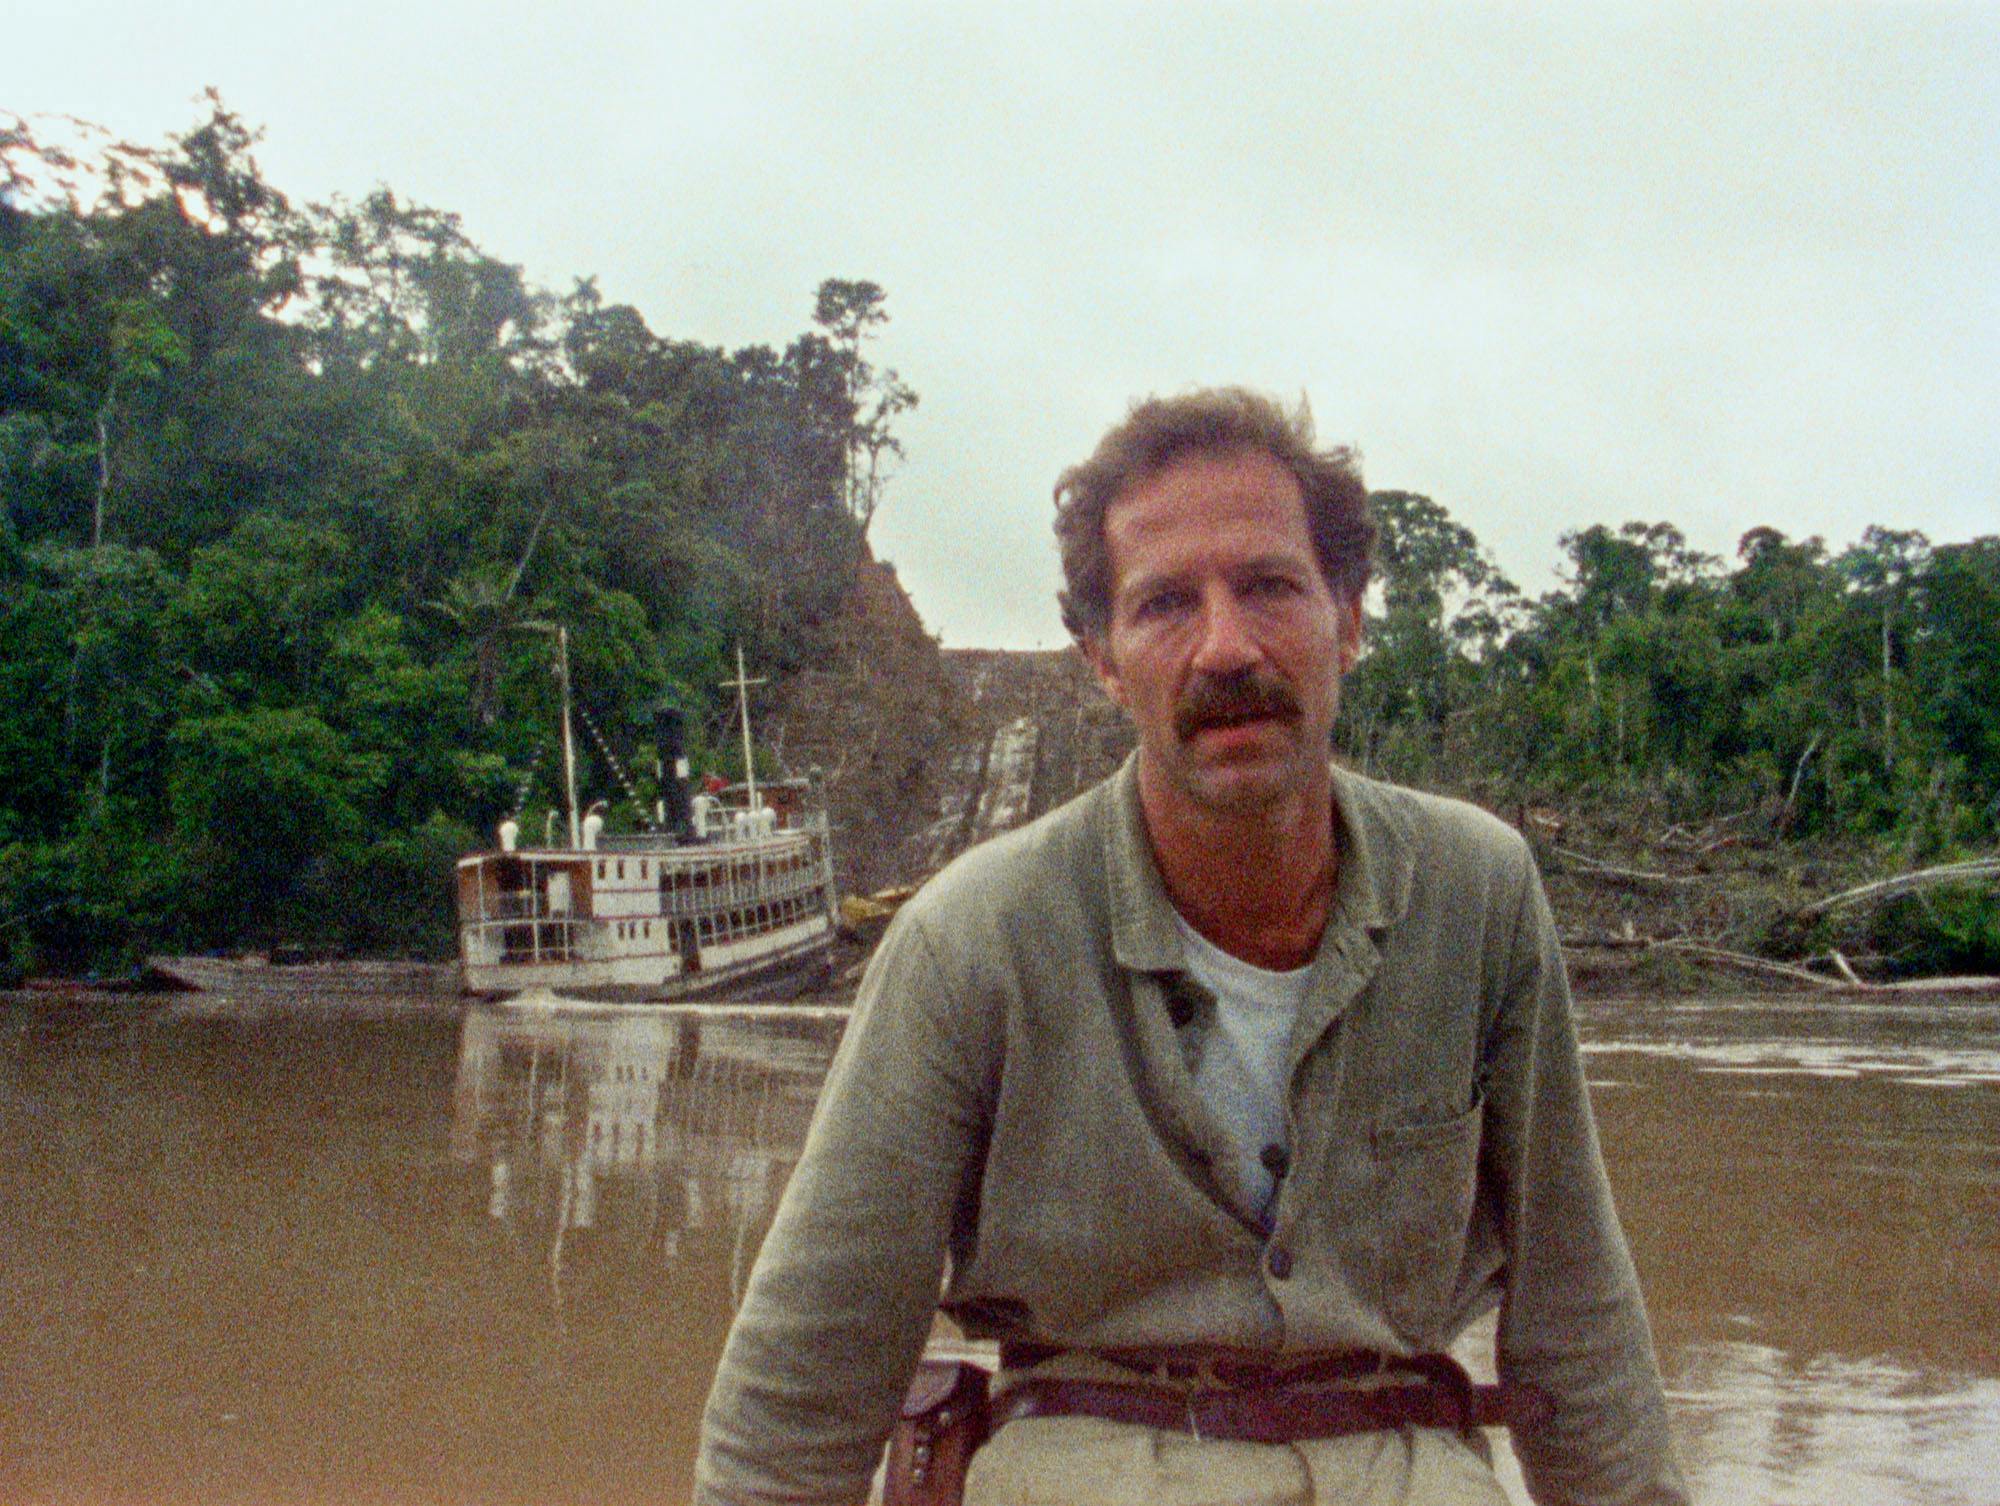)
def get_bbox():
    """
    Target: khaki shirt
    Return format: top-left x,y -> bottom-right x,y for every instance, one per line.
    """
696,759 -> 1687,1506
